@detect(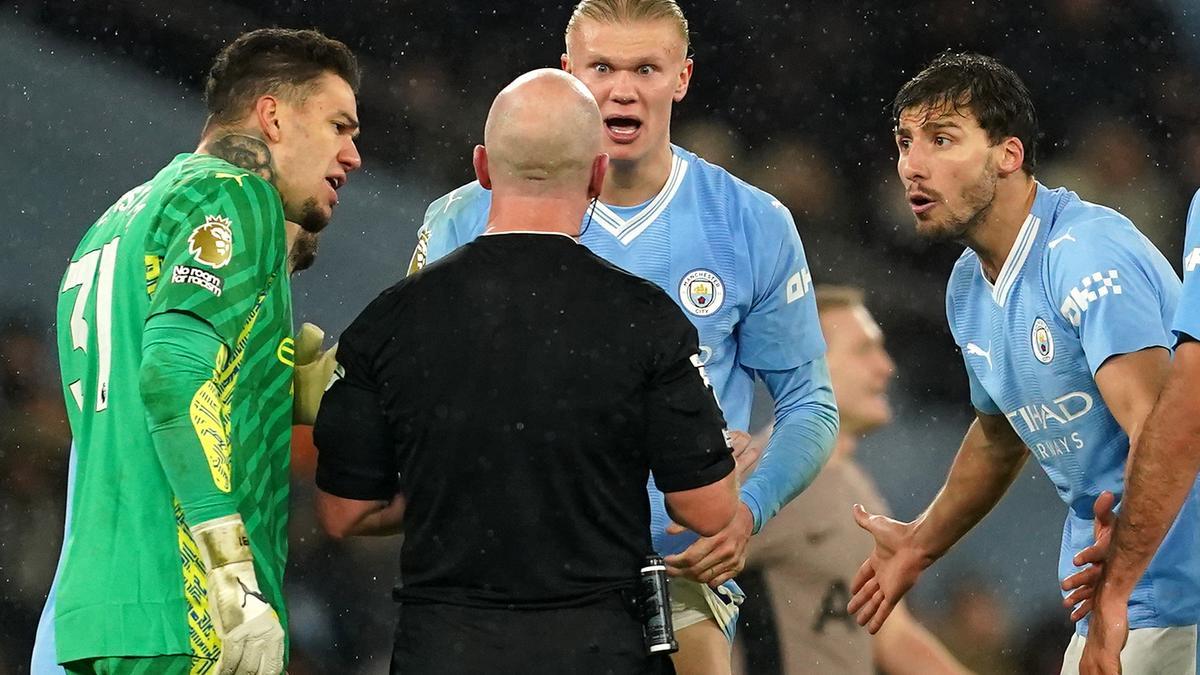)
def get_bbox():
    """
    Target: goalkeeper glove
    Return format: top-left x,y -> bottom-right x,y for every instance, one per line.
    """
293,322 -> 338,425
191,514 -> 285,675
